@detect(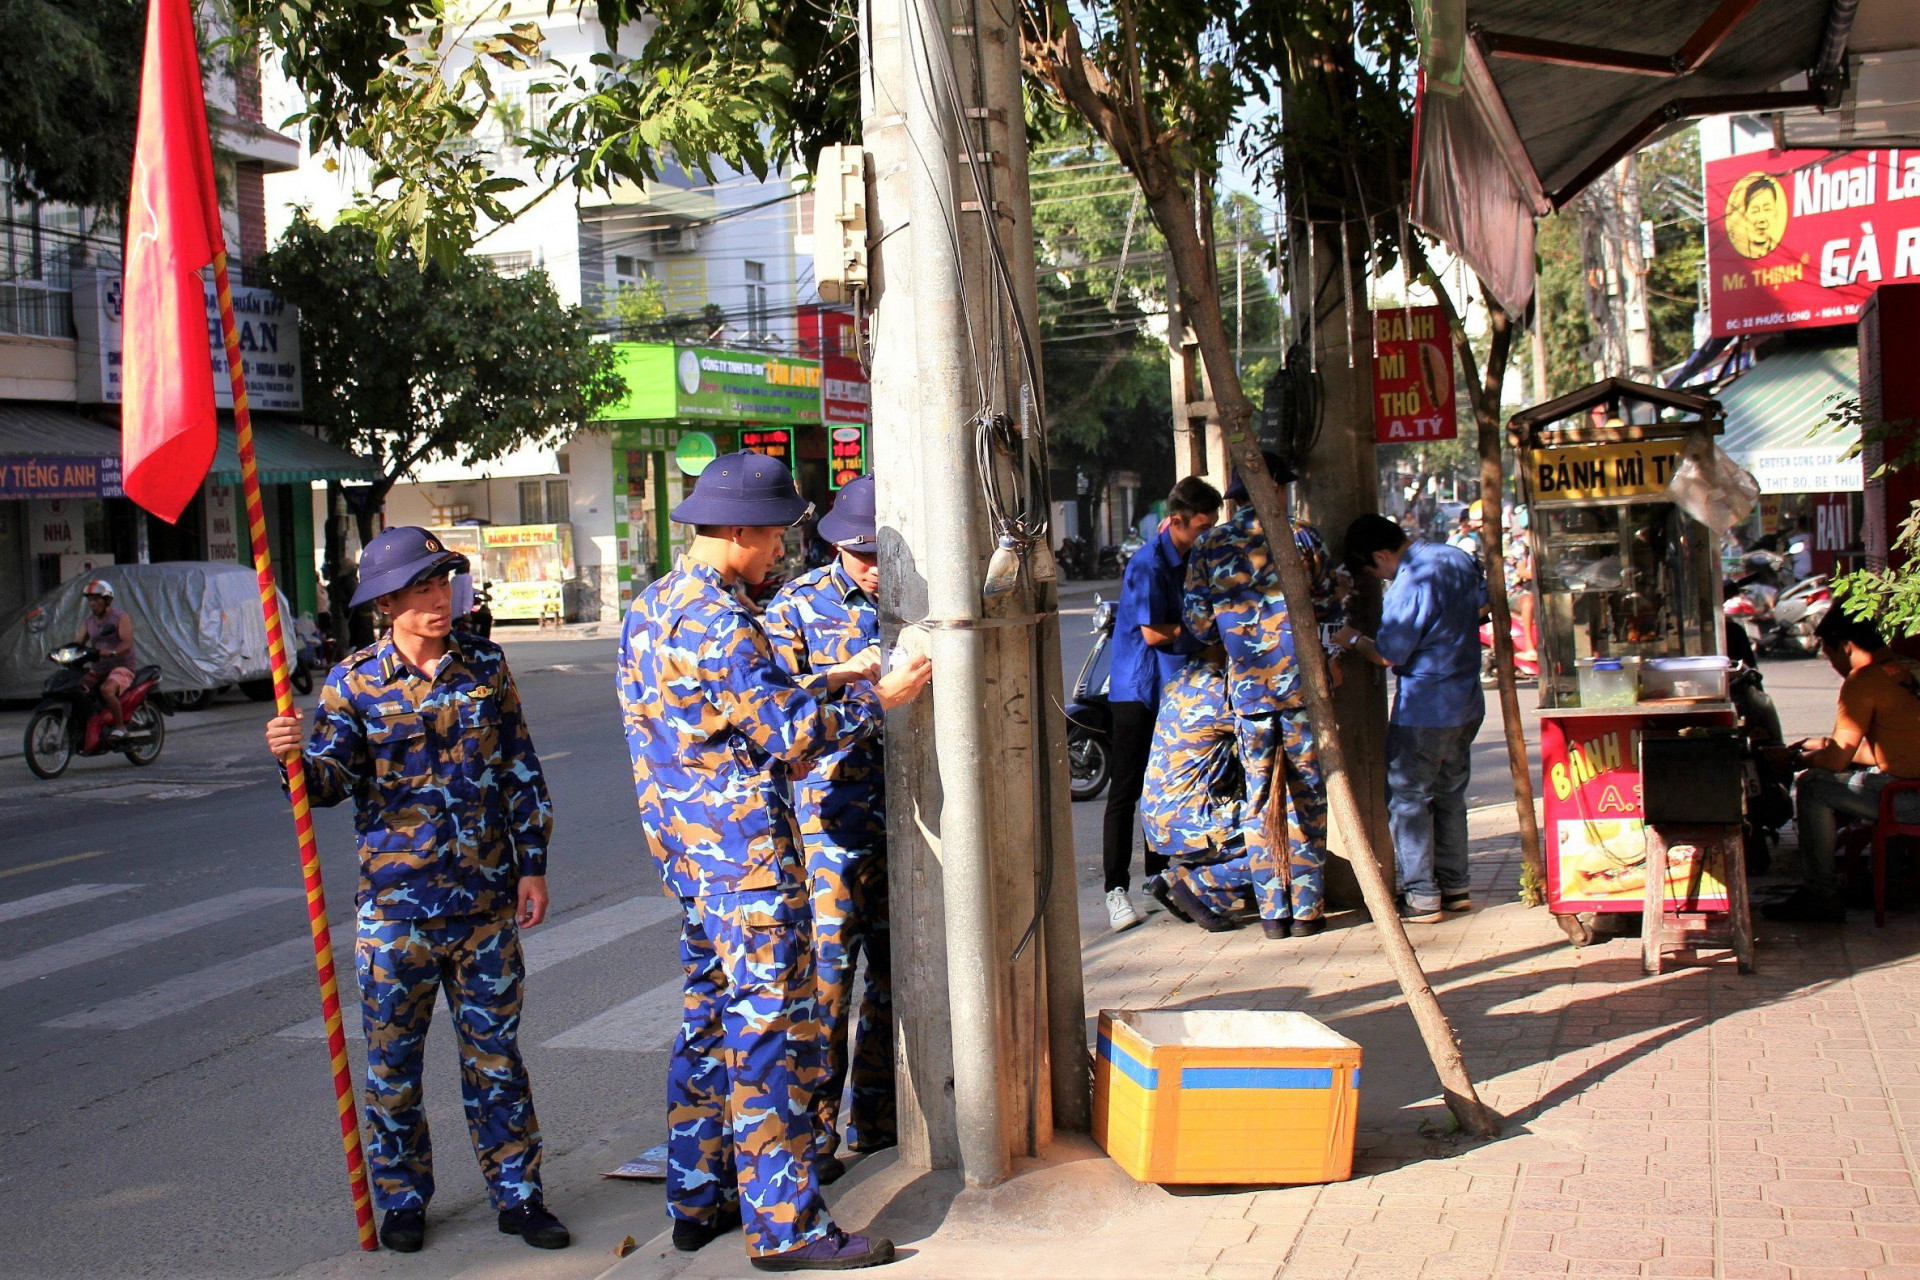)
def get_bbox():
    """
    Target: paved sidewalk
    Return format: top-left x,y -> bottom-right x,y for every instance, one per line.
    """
606,801 -> 1920,1280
